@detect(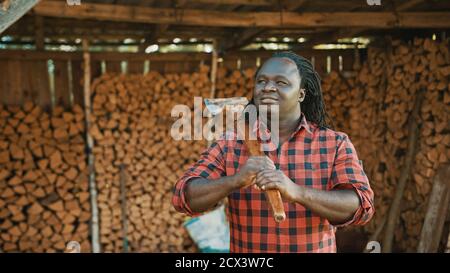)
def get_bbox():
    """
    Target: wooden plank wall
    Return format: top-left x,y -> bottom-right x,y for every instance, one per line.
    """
0,59 -> 51,108
0,52 -> 78,109
0,49 -> 357,108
